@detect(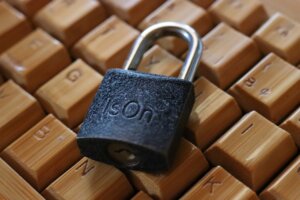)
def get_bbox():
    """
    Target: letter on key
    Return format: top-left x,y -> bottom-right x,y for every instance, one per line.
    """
205,111 -> 297,191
